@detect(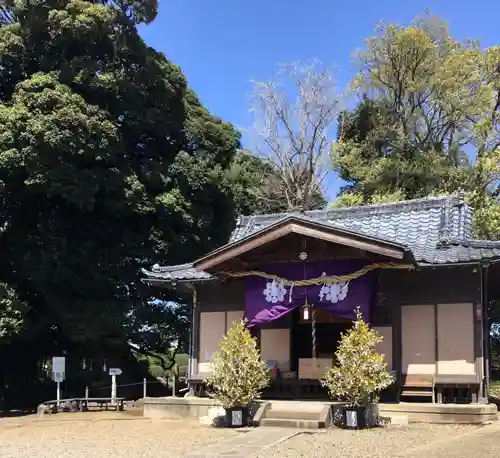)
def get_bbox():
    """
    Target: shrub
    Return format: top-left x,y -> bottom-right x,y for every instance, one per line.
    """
322,308 -> 394,407
205,320 -> 270,409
